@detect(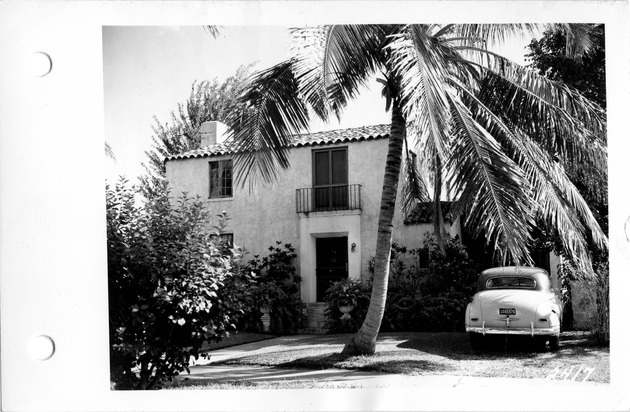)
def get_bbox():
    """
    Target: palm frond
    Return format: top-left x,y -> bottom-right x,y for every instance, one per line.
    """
448,24 -> 541,47
105,141 -> 116,160
389,25 -> 453,158
401,148 -> 430,216
289,25 -> 385,121
203,26 -> 221,39
459,86 -> 607,274
445,93 -> 534,264
226,60 -> 310,186
558,23 -> 601,60
468,54 -> 606,171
